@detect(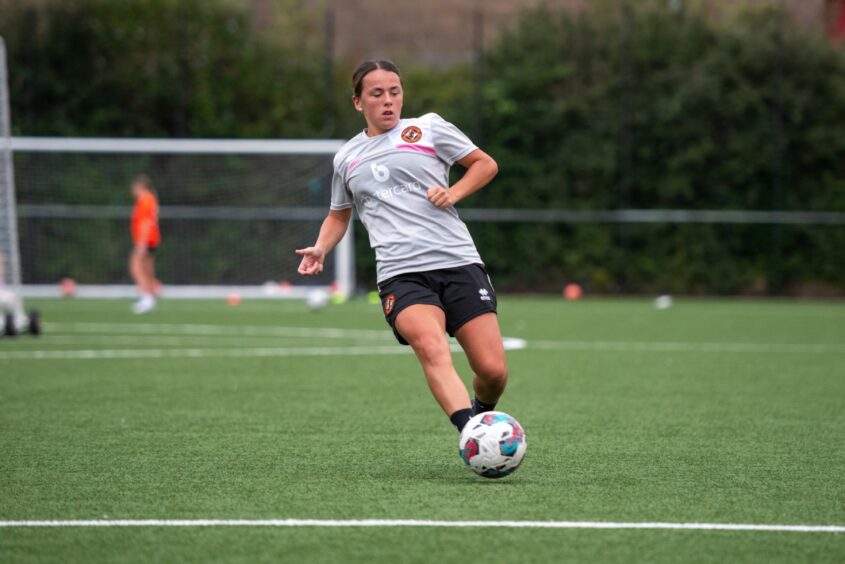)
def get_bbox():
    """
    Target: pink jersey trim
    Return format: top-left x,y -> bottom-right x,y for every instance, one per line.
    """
396,144 -> 436,156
